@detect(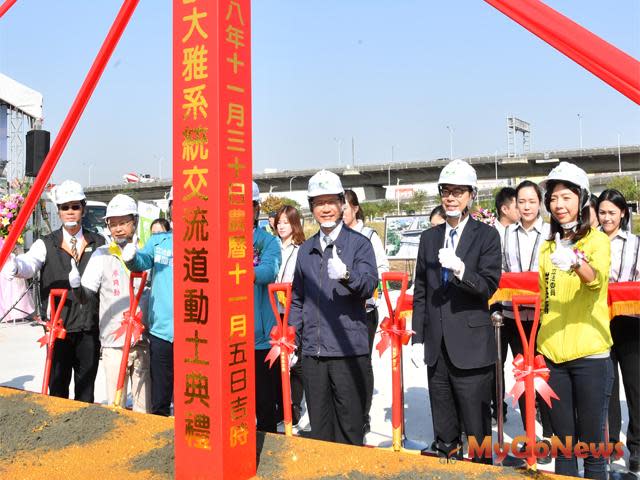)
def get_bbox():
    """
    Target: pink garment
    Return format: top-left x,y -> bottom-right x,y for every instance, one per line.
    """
0,238 -> 35,322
